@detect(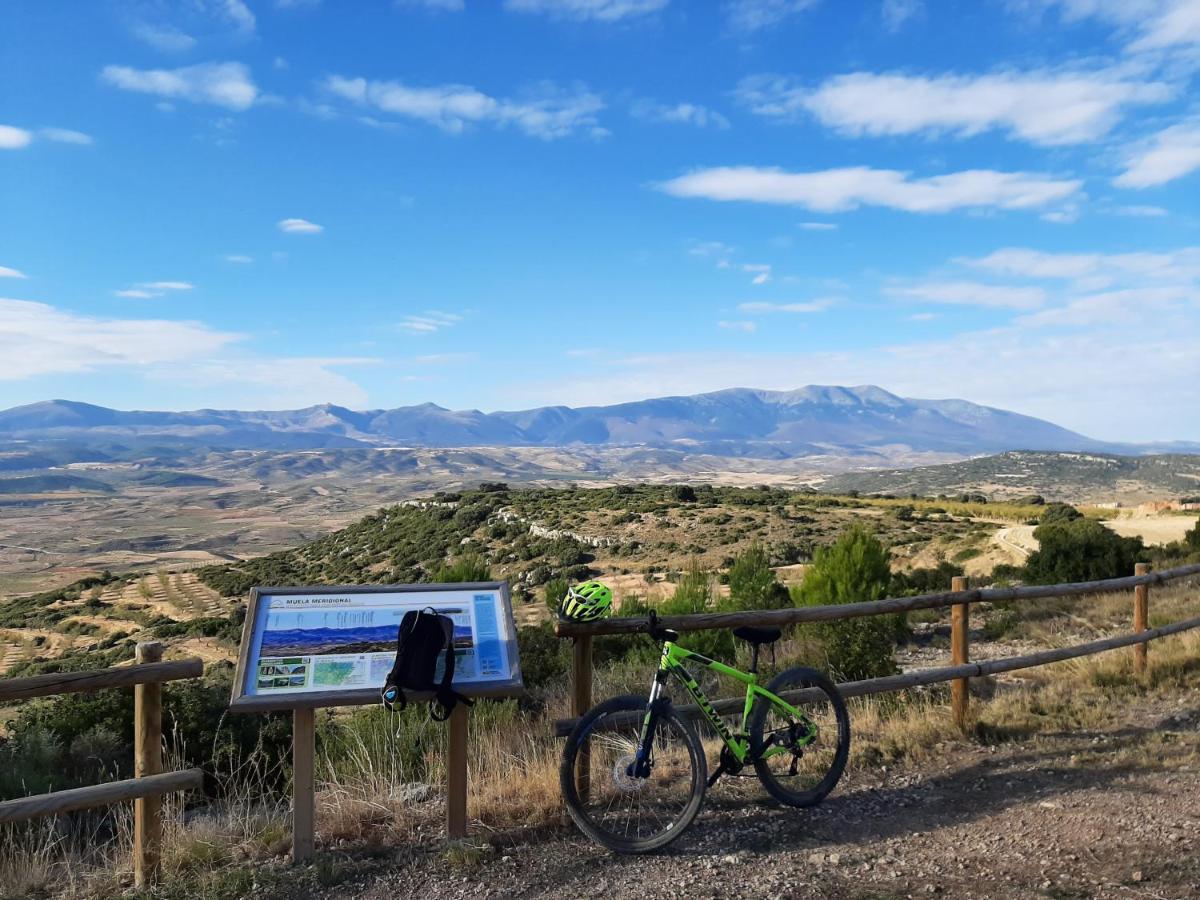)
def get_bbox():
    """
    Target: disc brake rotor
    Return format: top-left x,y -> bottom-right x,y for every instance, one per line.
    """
611,754 -> 647,793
